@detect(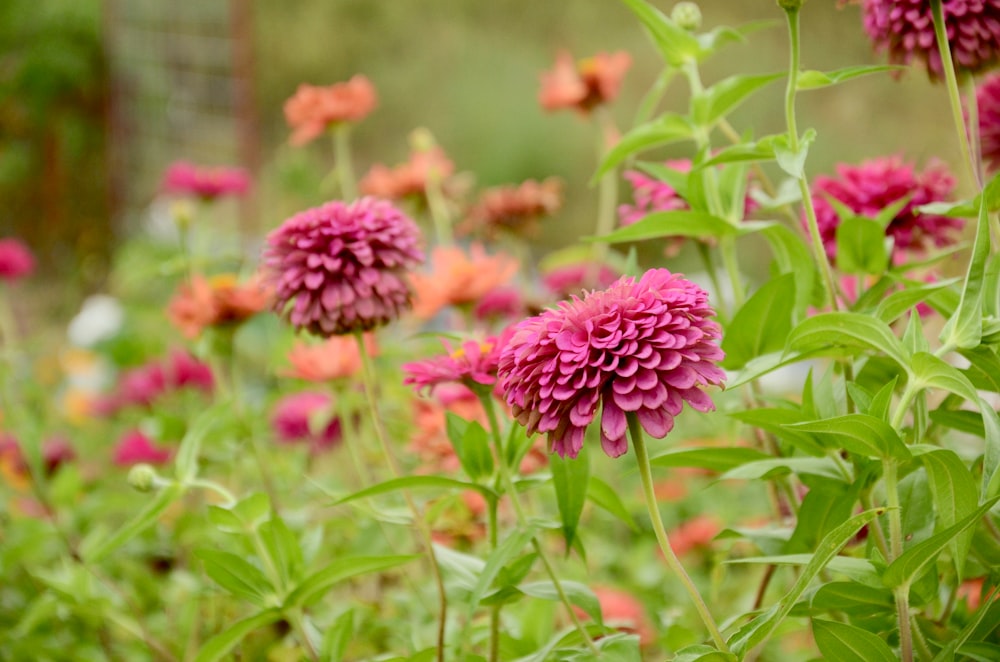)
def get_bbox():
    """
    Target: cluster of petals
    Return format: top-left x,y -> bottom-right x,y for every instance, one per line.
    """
539,50 -> 632,113
0,238 -> 35,282
161,161 -> 250,201
860,0 -> 1000,79
410,244 -> 518,319
668,514 -> 721,557
403,330 -> 511,395
809,156 -> 961,261
281,333 -> 375,381
473,286 -> 526,324
264,196 -> 424,337
541,262 -> 620,299
270,391 -> 342,453
283,75 -> 378,146
359,147 -> 455,200
618,161 -> 693,227
573,586 -> 655,647
114,430 -> 172,466
977,73 -> 1000,173
95,350 -> 214,415
167,273 -> 273,339
498,269 -> 726,459
462,178 -> 563,237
